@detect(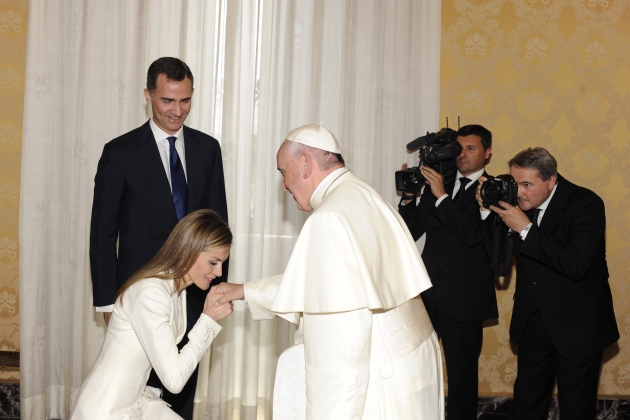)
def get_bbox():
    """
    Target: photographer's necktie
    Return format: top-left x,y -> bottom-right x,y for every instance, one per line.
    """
167,136 -> 188,221
453,177 -> 471,202
527,208 -> 541,226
